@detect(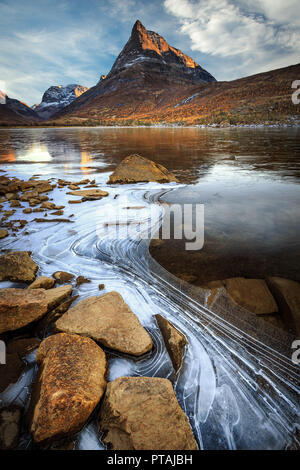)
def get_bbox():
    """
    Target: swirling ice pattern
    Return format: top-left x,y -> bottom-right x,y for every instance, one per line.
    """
1,172 -> 299,450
